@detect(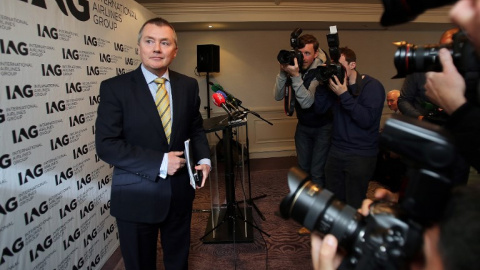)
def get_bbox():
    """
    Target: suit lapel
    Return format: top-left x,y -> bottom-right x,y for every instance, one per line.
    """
169,71 -> 185,147
132,67 -> 169,144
